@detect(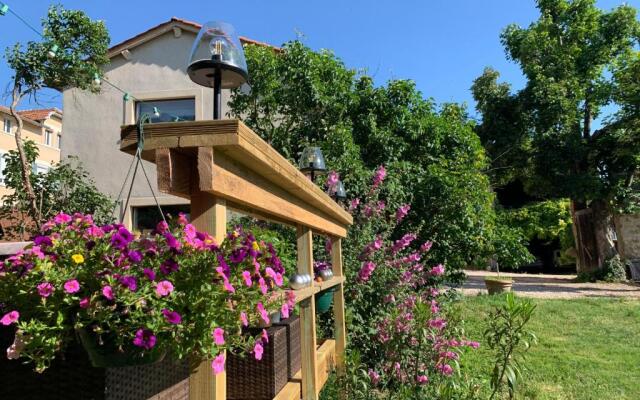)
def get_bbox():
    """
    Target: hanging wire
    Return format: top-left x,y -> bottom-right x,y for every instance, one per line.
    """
1,1 -> 168,225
